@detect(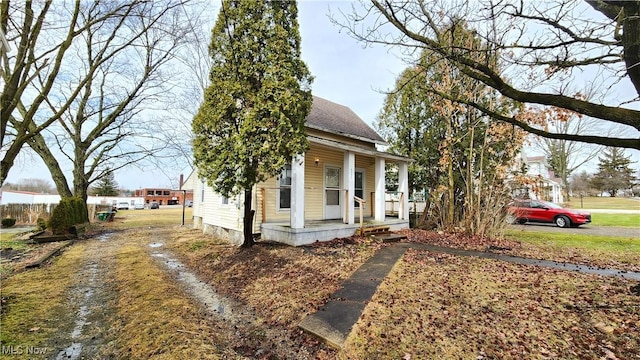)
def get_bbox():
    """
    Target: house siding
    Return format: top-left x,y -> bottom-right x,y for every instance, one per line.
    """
256,144 -> 378,224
